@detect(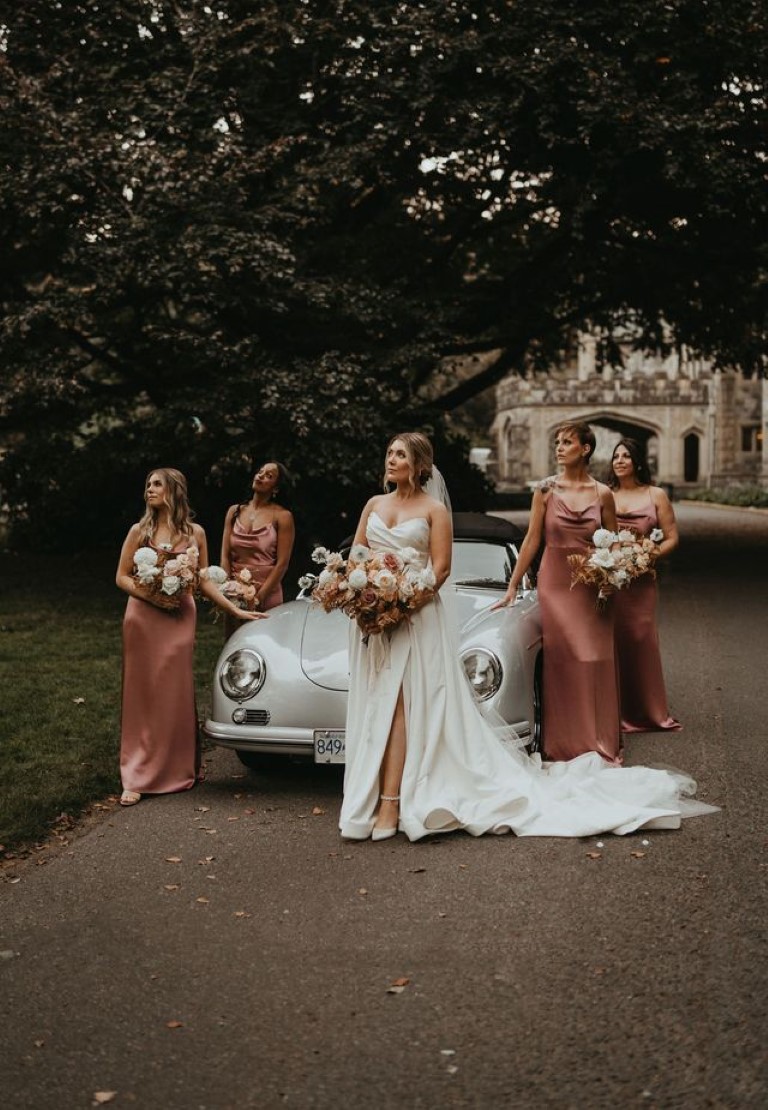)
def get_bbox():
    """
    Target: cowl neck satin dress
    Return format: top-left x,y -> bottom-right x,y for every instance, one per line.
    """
537,484 -> 622,762
229,516 -> 283,611
120,538 -> 198,795
339,511 -> 716,841
616,491 -> 682,733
